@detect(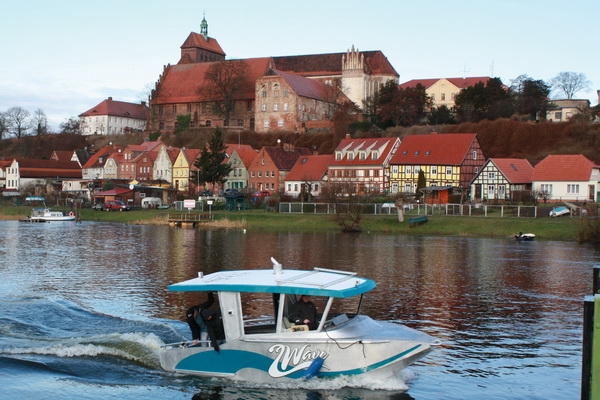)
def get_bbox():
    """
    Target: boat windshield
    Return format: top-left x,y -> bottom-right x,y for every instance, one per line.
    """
240,292 -> 363,334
